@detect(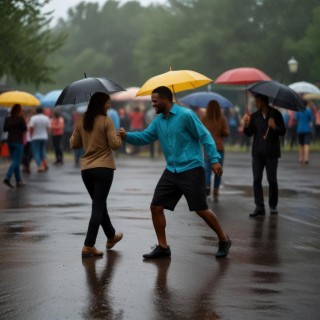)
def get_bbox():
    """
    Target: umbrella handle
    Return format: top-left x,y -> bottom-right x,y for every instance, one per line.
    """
263,106 -> 275,139
263,126 -> 270,140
